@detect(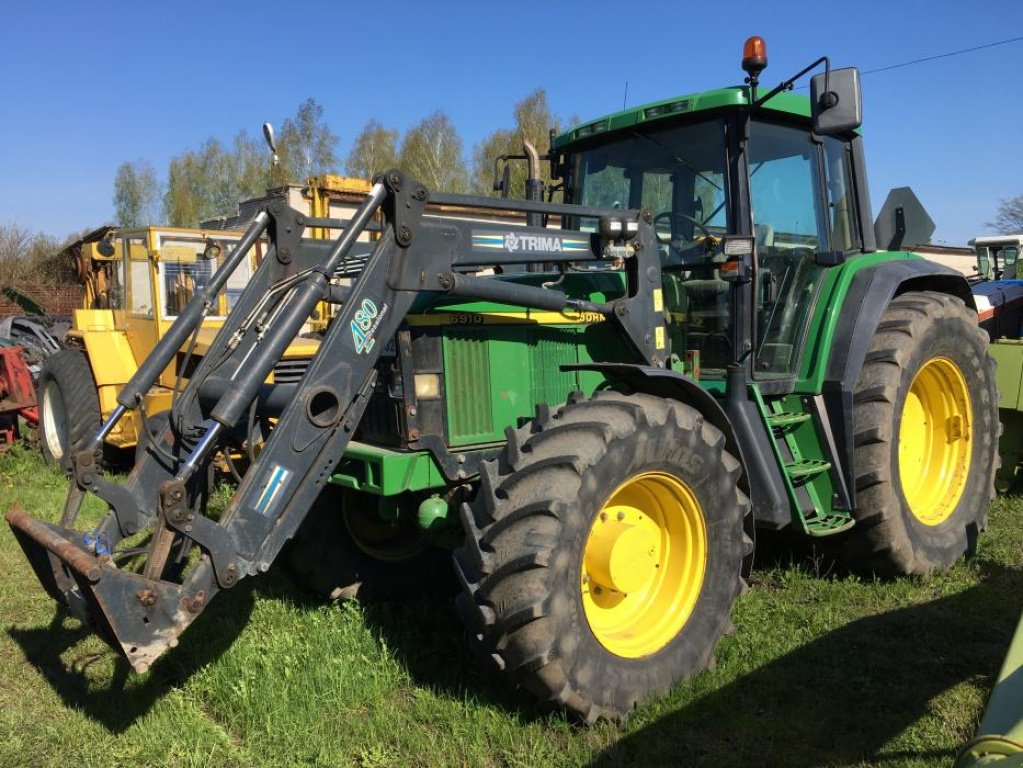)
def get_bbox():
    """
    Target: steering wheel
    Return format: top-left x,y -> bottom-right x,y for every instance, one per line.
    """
653,212 -> 713,244
654,212 -> 718,267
